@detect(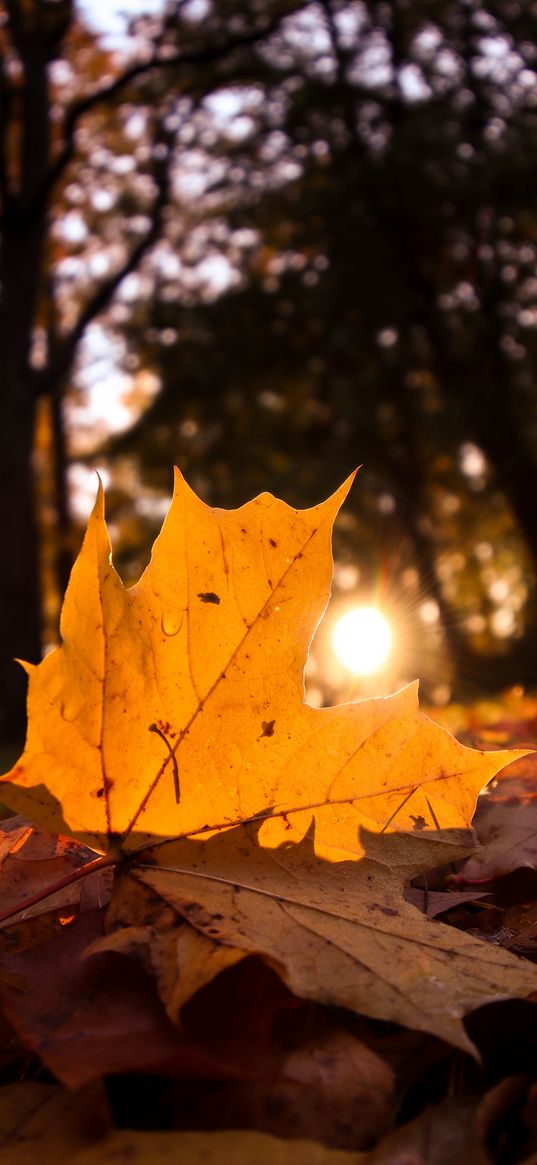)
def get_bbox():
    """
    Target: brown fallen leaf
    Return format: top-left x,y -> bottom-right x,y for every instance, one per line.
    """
0,910 -> 249,1088
0,901 -> 318,1089
0,816 -> 109,926
88,920 -> 248,1022
0,472 -> 533,1052
168,1026 -> 395,1150
460,754 -> 537,881
503,901 -> 537,957
405,887 -> 487,917
127,822 -> 537,1054
86,910 -> 395,1151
